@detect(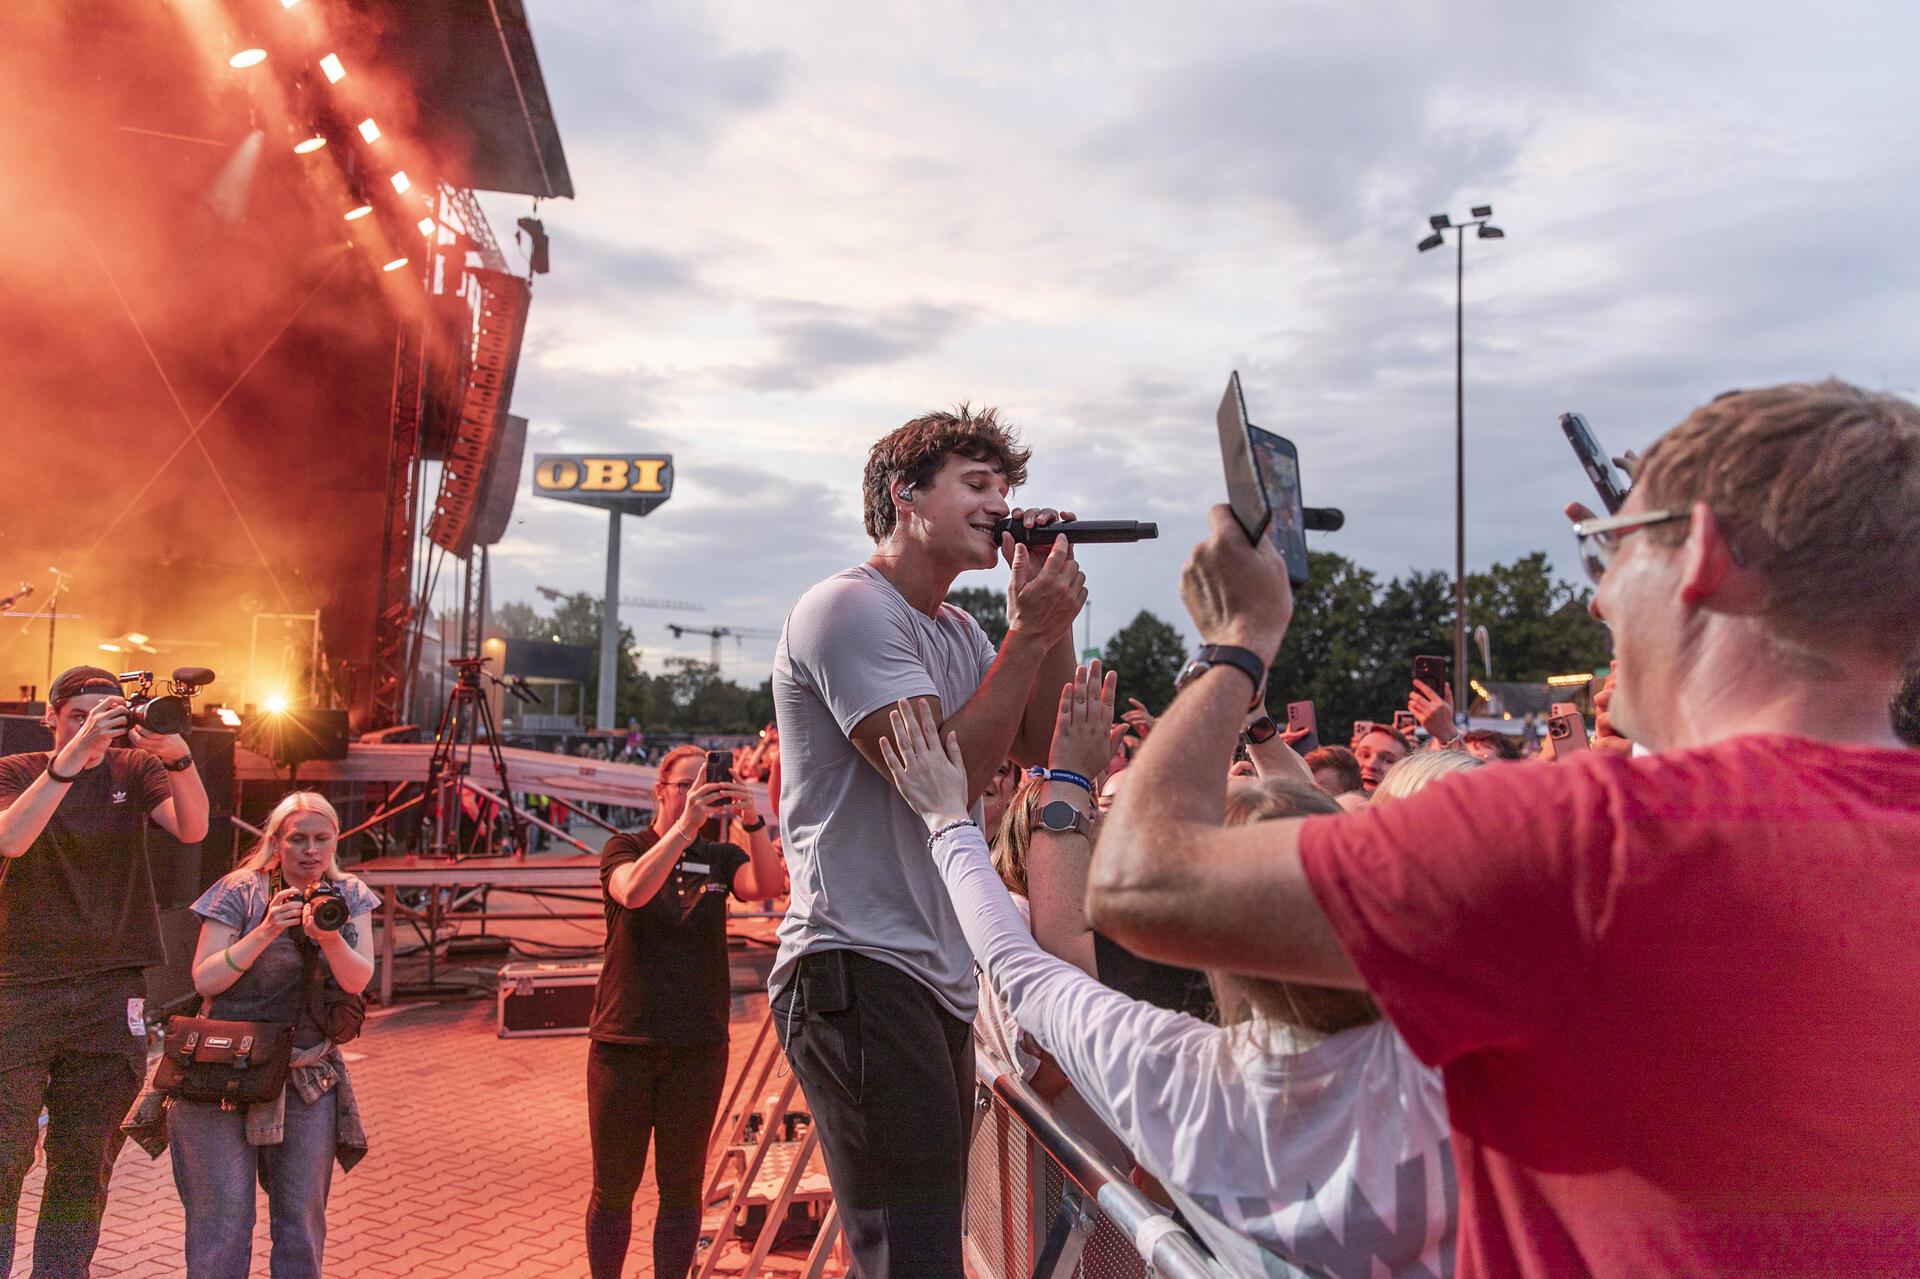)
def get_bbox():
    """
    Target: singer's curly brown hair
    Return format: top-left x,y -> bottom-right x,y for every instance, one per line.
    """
862,405 -> 1030,543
